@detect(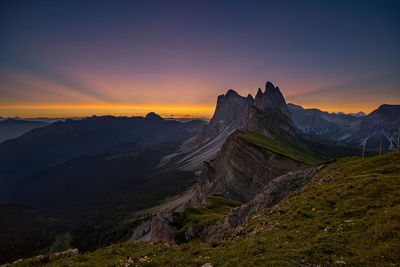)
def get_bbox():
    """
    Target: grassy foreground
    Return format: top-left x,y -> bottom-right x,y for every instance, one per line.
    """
12,152 -> 400,266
